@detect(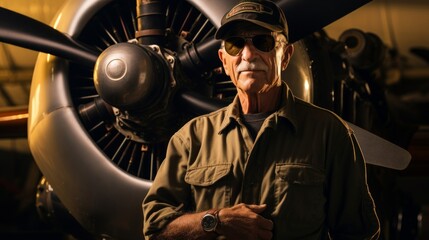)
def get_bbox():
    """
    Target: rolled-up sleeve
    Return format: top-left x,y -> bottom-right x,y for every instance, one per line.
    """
327,126 -> 380,239
142,132 -> 191,240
